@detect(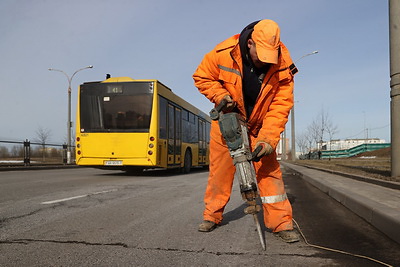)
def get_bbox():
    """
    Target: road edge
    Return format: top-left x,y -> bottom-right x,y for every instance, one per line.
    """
282,161 -> 400,245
